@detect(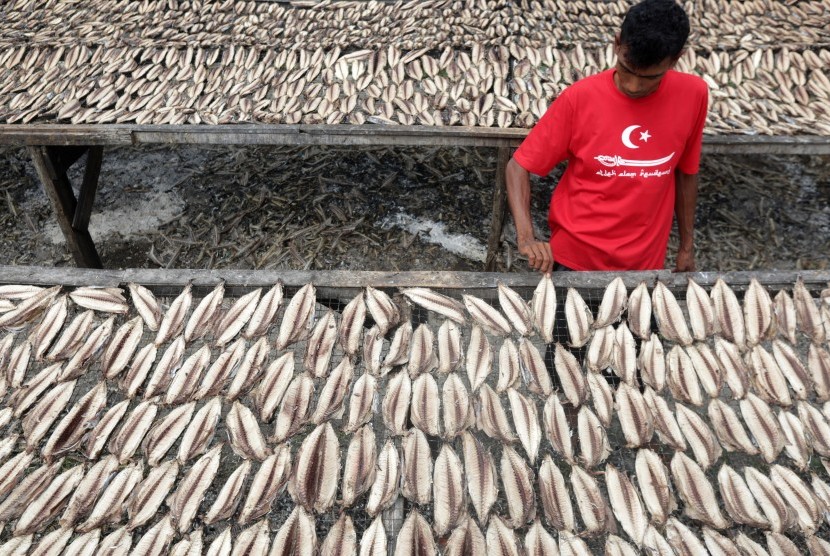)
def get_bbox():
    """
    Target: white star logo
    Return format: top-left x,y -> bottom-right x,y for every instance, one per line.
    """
639,130 -> 651,142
